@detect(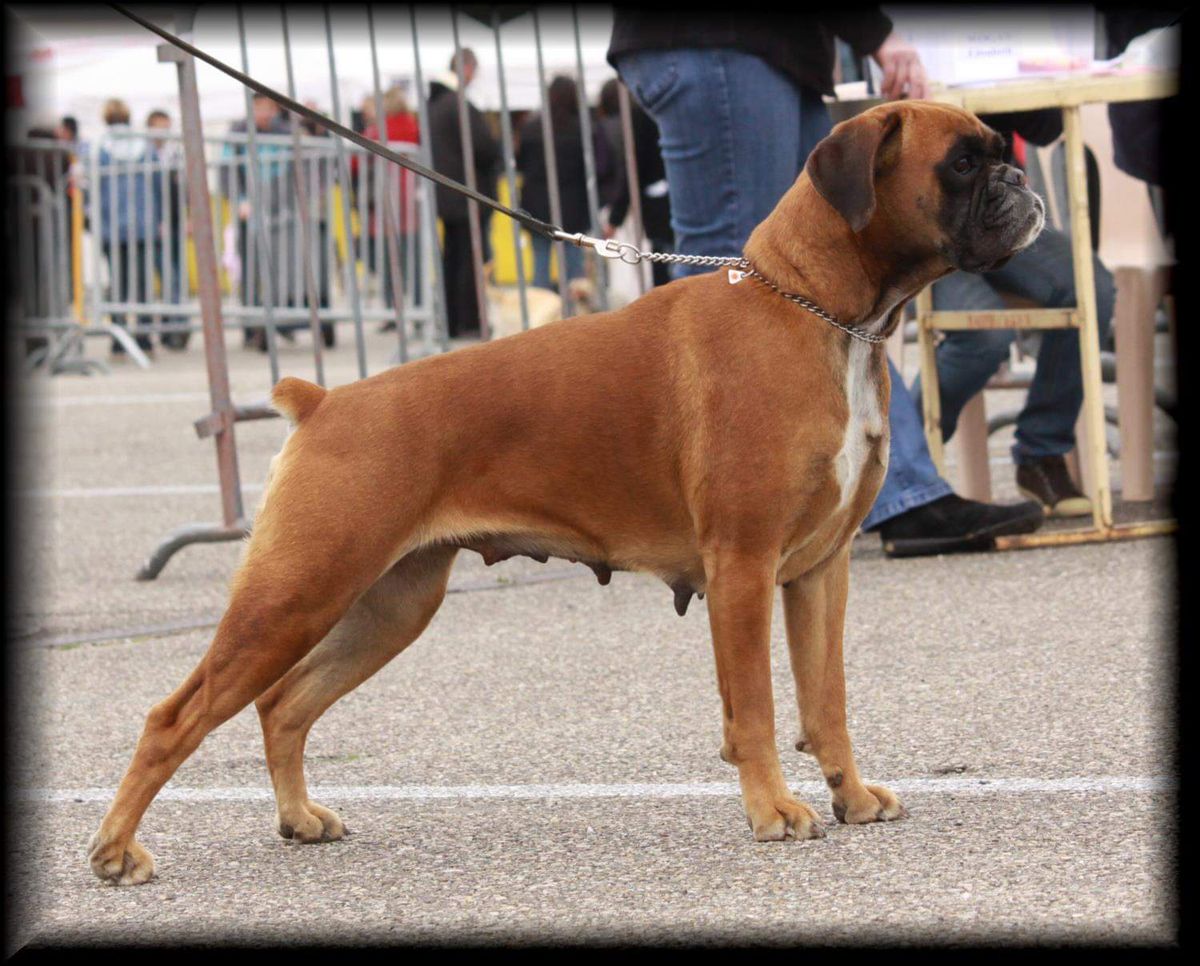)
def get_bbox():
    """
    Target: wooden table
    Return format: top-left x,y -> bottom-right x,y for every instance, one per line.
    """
912,69 -> 1177,548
